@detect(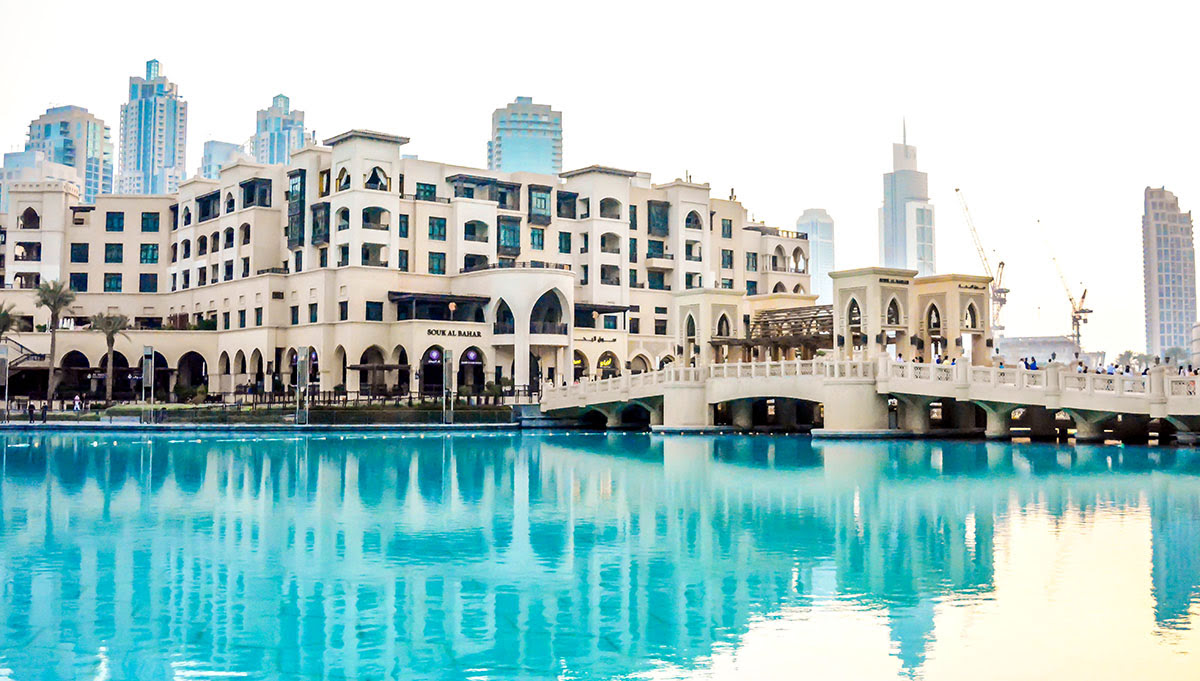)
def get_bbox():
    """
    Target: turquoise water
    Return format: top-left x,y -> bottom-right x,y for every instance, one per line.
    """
1,432 -> 1199,680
